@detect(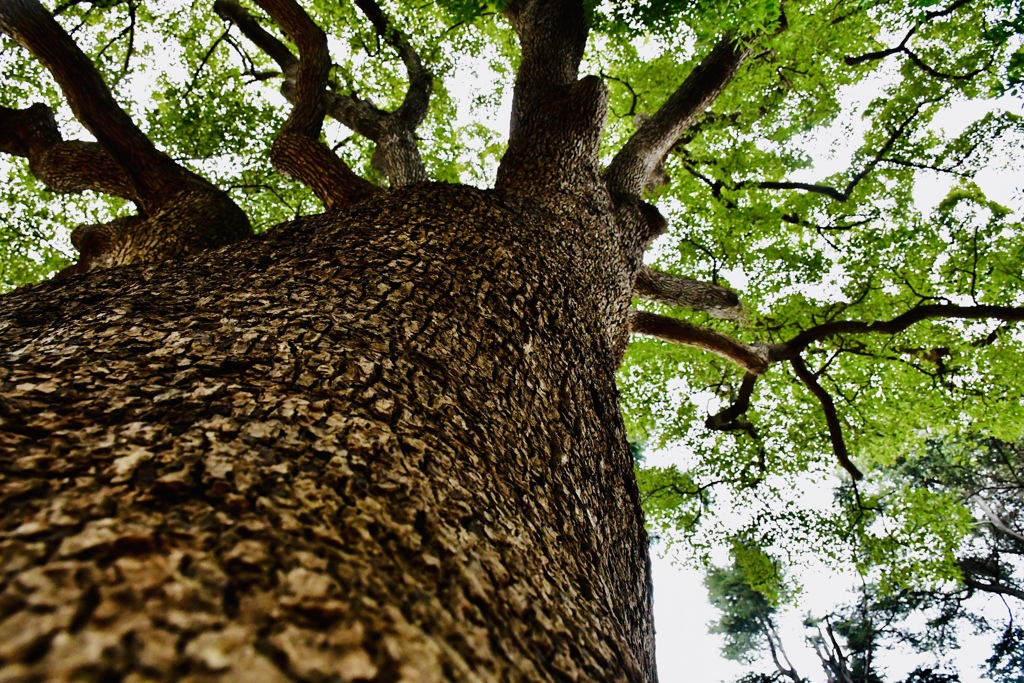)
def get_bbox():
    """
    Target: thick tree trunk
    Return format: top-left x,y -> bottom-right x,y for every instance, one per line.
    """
0,183 -> 655,682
